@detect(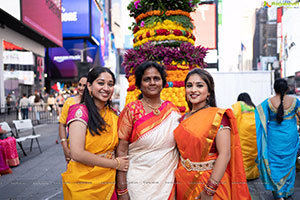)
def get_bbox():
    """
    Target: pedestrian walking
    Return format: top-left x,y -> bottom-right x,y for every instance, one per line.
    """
116,61 -> 181,199
19,93 -> 30,119
255,78 -> 300,200
34,94 -> 44,124
174,68 -> 251,200
47,94 -> 55,115
232,93 -> 259,180
6,94 -> 13,115
61,67 -> 128,199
